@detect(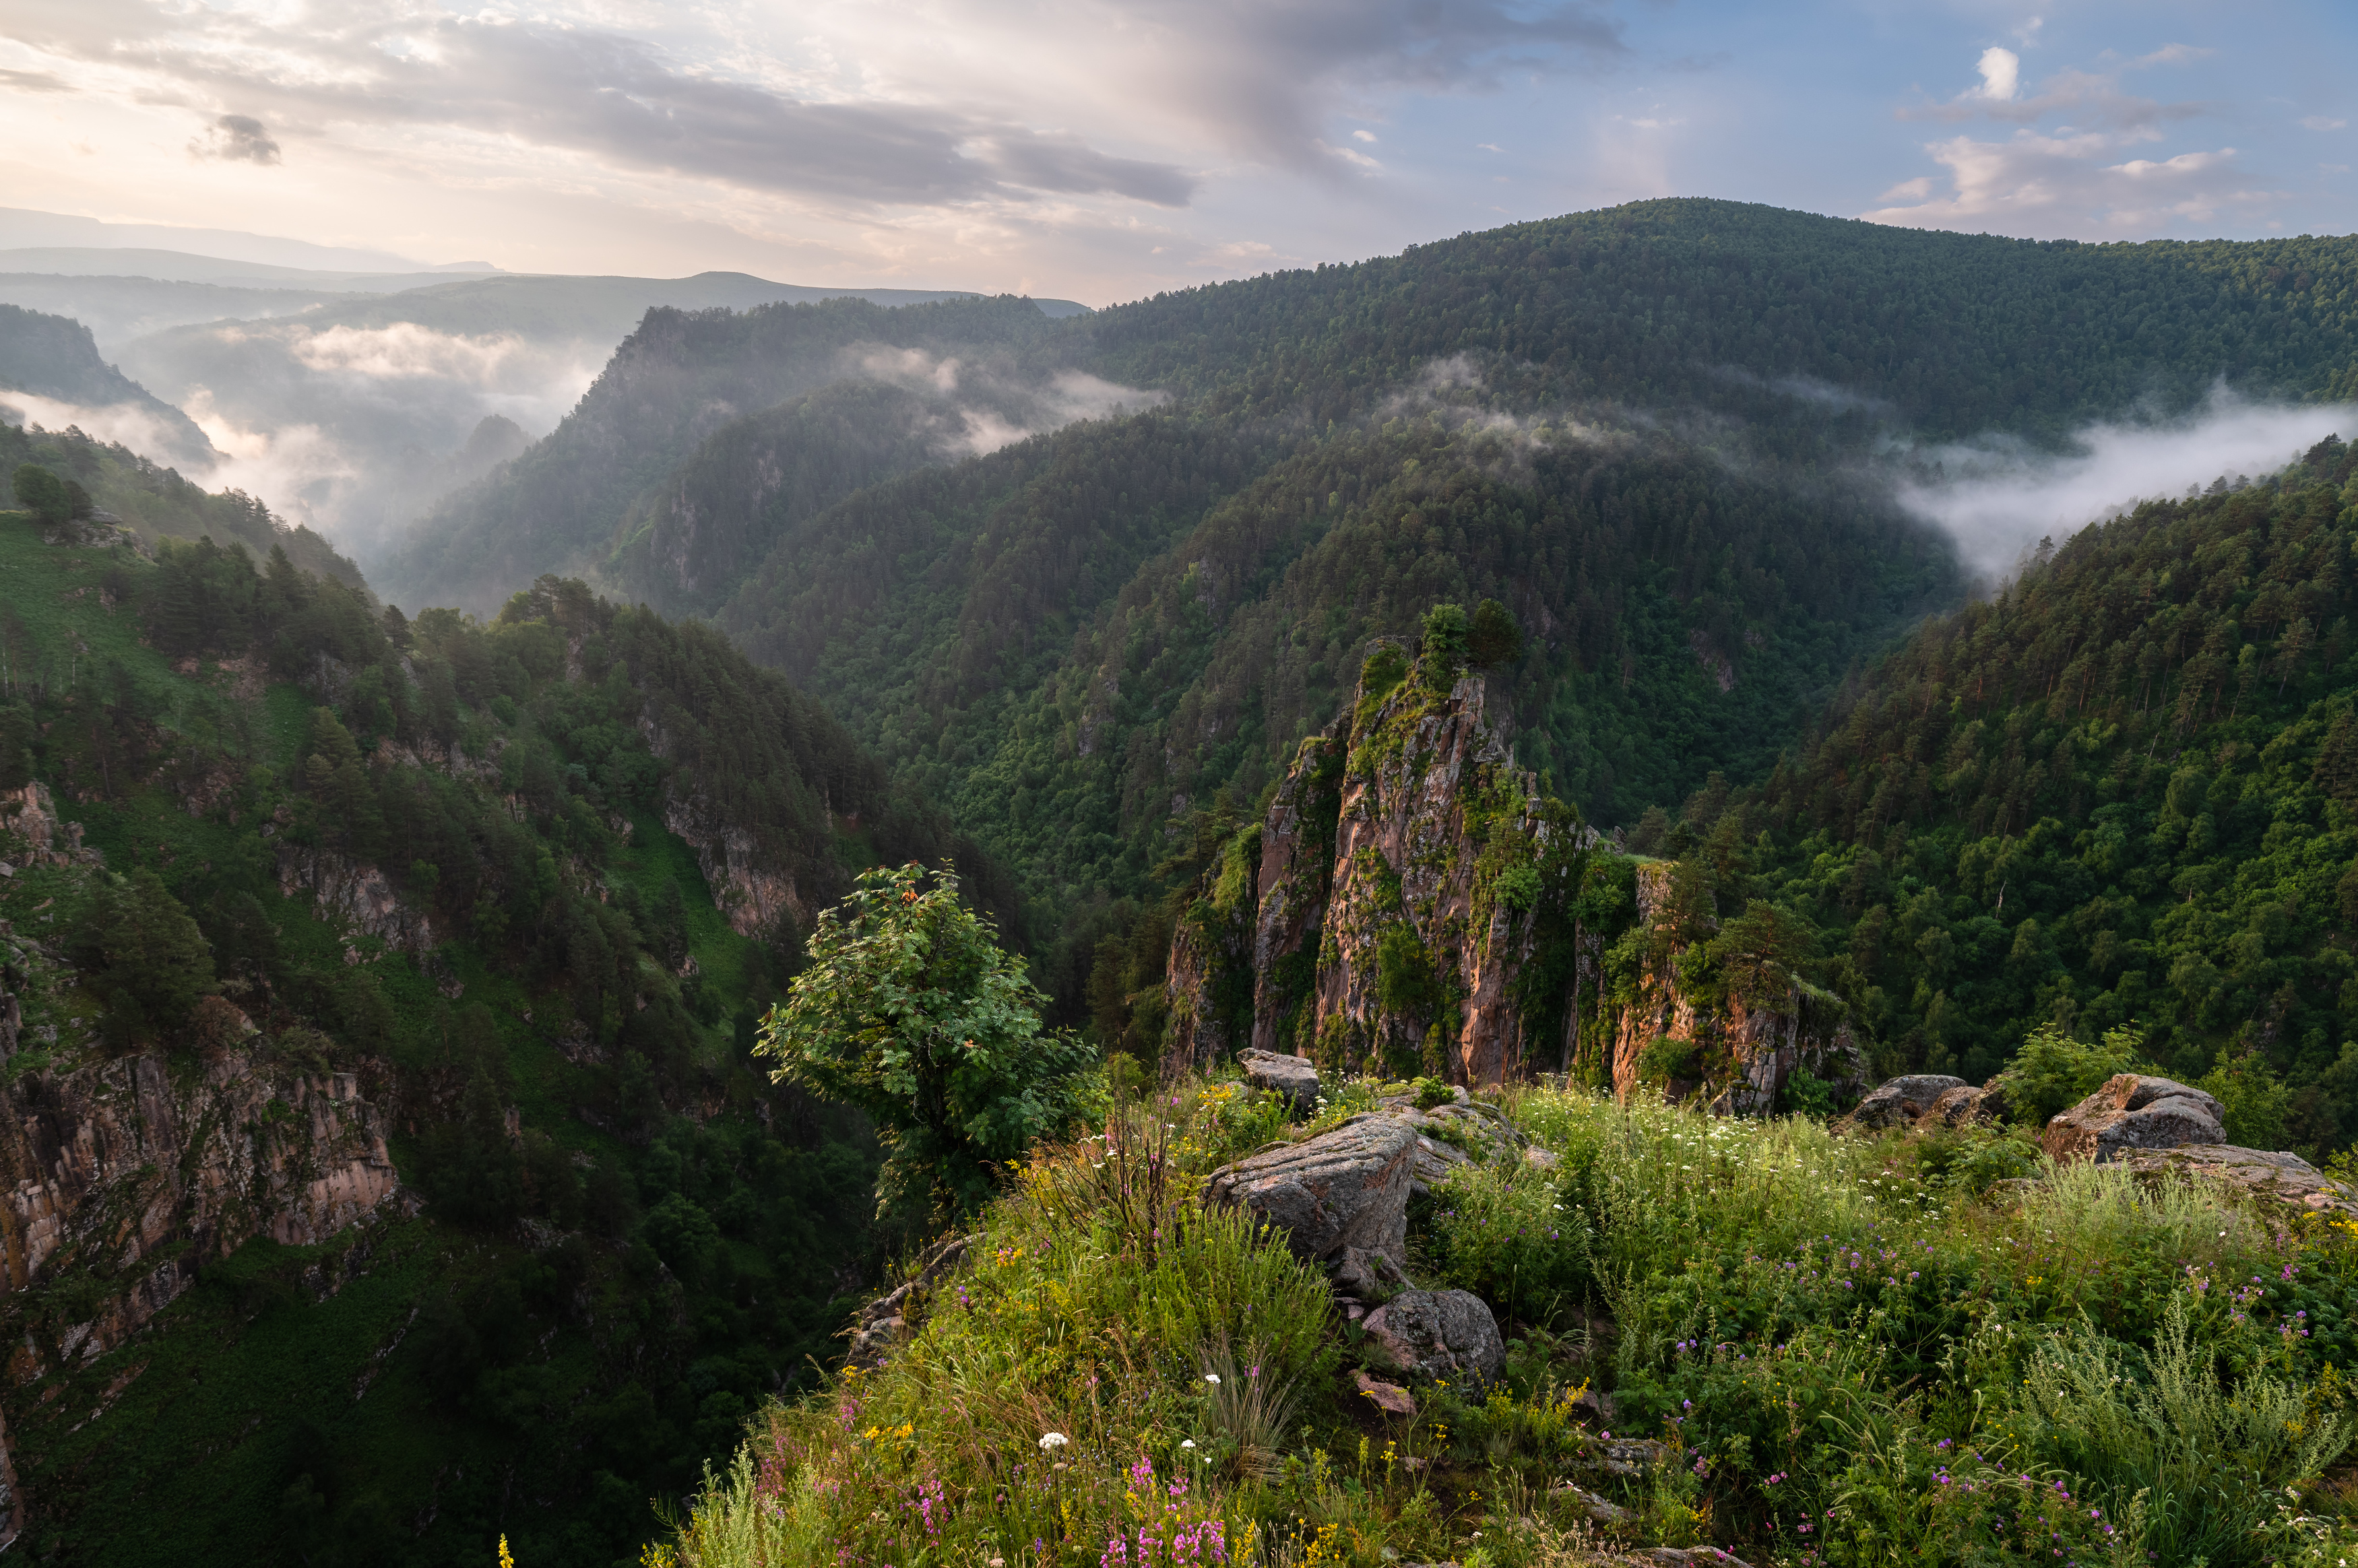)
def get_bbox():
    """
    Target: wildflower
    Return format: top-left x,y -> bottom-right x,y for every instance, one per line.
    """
1180,1440 -> 1196,1449
1205,1373 -> 1221,1385
1040,1433 -> 1071,1451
